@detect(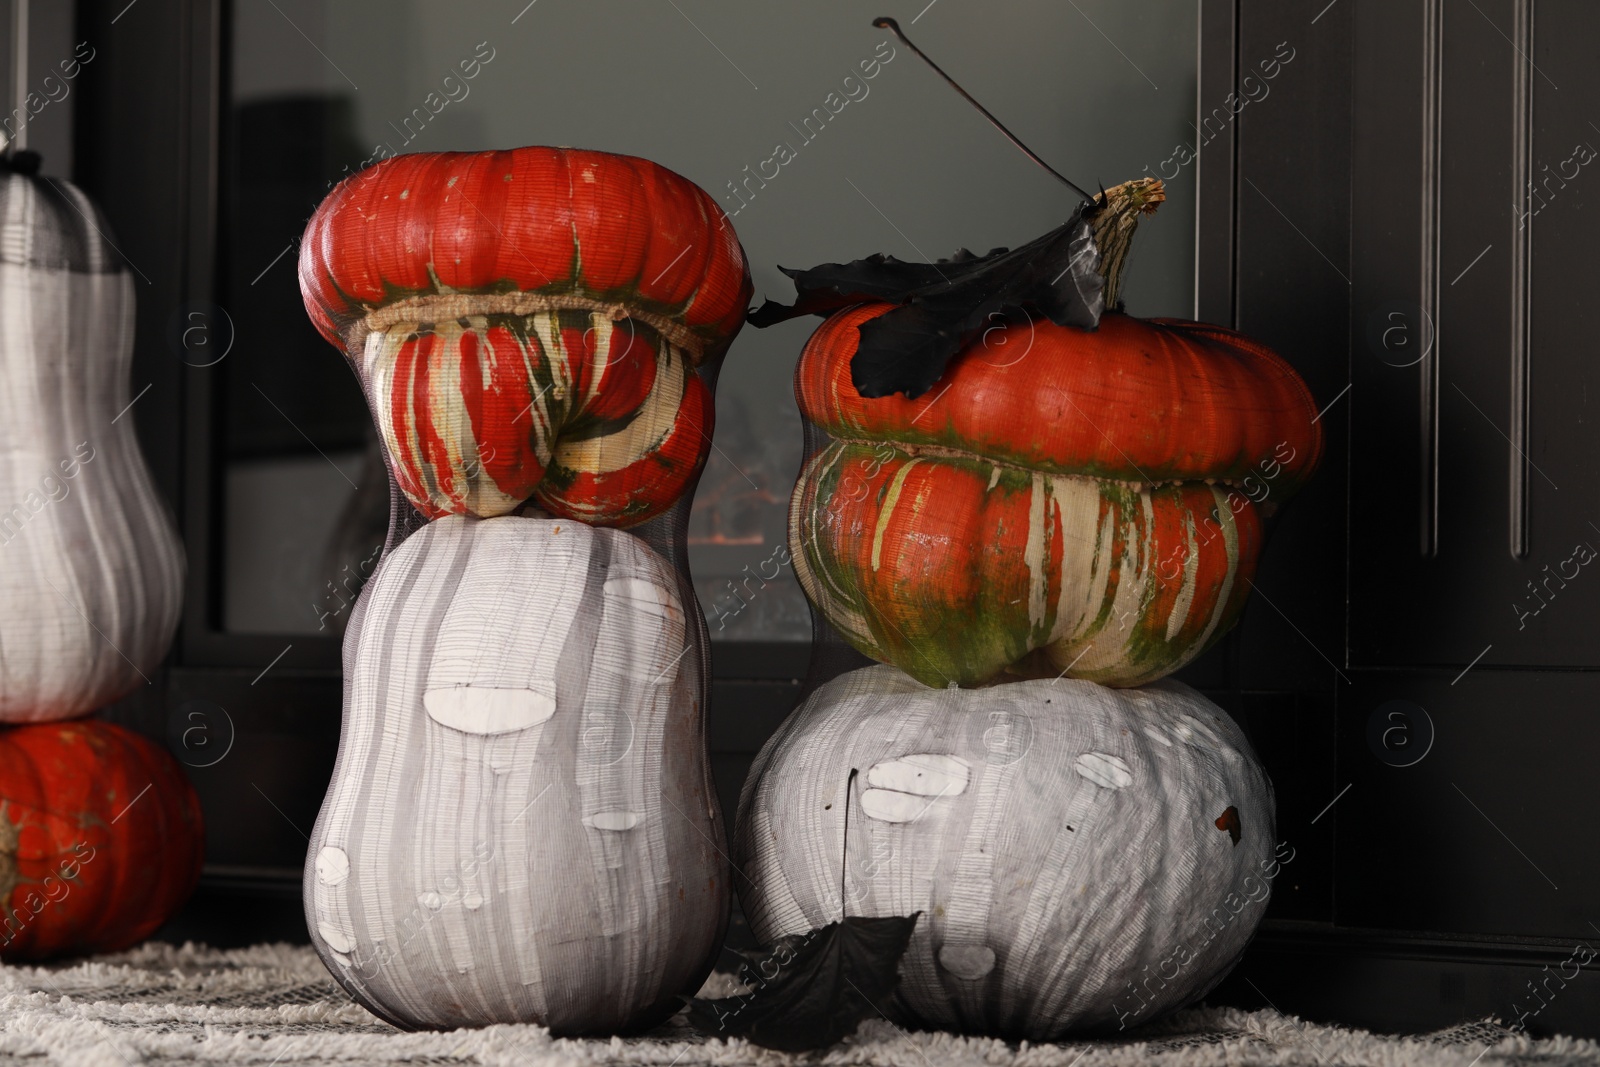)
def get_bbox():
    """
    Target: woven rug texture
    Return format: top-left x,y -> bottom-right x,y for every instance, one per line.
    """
0,942 -> 1594,1066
